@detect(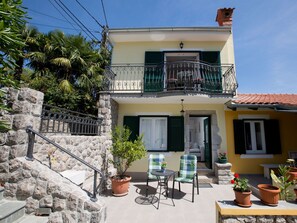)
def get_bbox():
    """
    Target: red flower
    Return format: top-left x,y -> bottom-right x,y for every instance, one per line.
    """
230,179 -> 235,184
234,173 -> 239,179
